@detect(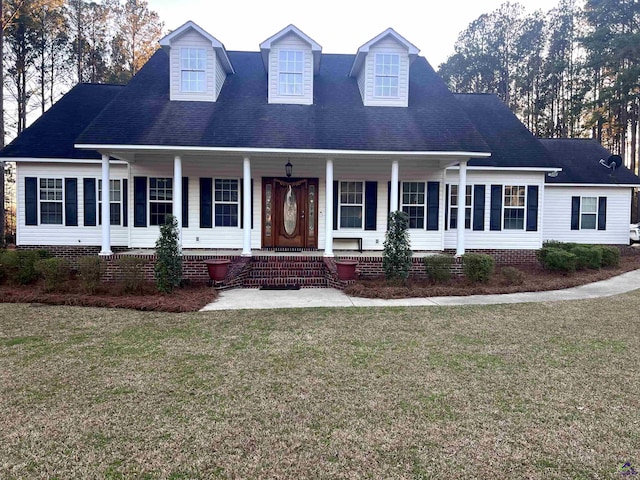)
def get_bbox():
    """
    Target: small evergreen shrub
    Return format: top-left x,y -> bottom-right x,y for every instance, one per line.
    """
539,247 -> 577,273
154,214 -> 182,293
424,254 -> 453,283
116,256 -> 147,294
383,211 -> 412,284
601,245 -> 621,267
501,266 -> 524,286
0,250 -> 42,285
78,256 -> 106,294
572,245 -> 602,270
462,253 -> 495,283
34,257 -> 70,292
